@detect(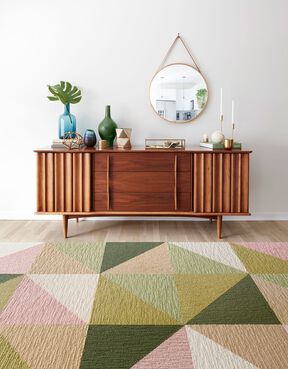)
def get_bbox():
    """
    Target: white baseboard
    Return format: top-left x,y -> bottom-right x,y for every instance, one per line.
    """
1,212 -> 288,221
